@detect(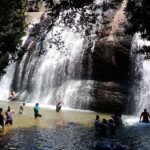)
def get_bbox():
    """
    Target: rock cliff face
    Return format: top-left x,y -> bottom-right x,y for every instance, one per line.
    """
23,0 -> 131,113
90,0 -> 131,113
